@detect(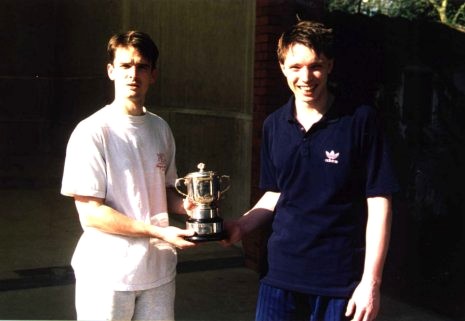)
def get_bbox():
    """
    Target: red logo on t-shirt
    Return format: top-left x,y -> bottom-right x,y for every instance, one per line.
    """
156,153 -> 167,171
